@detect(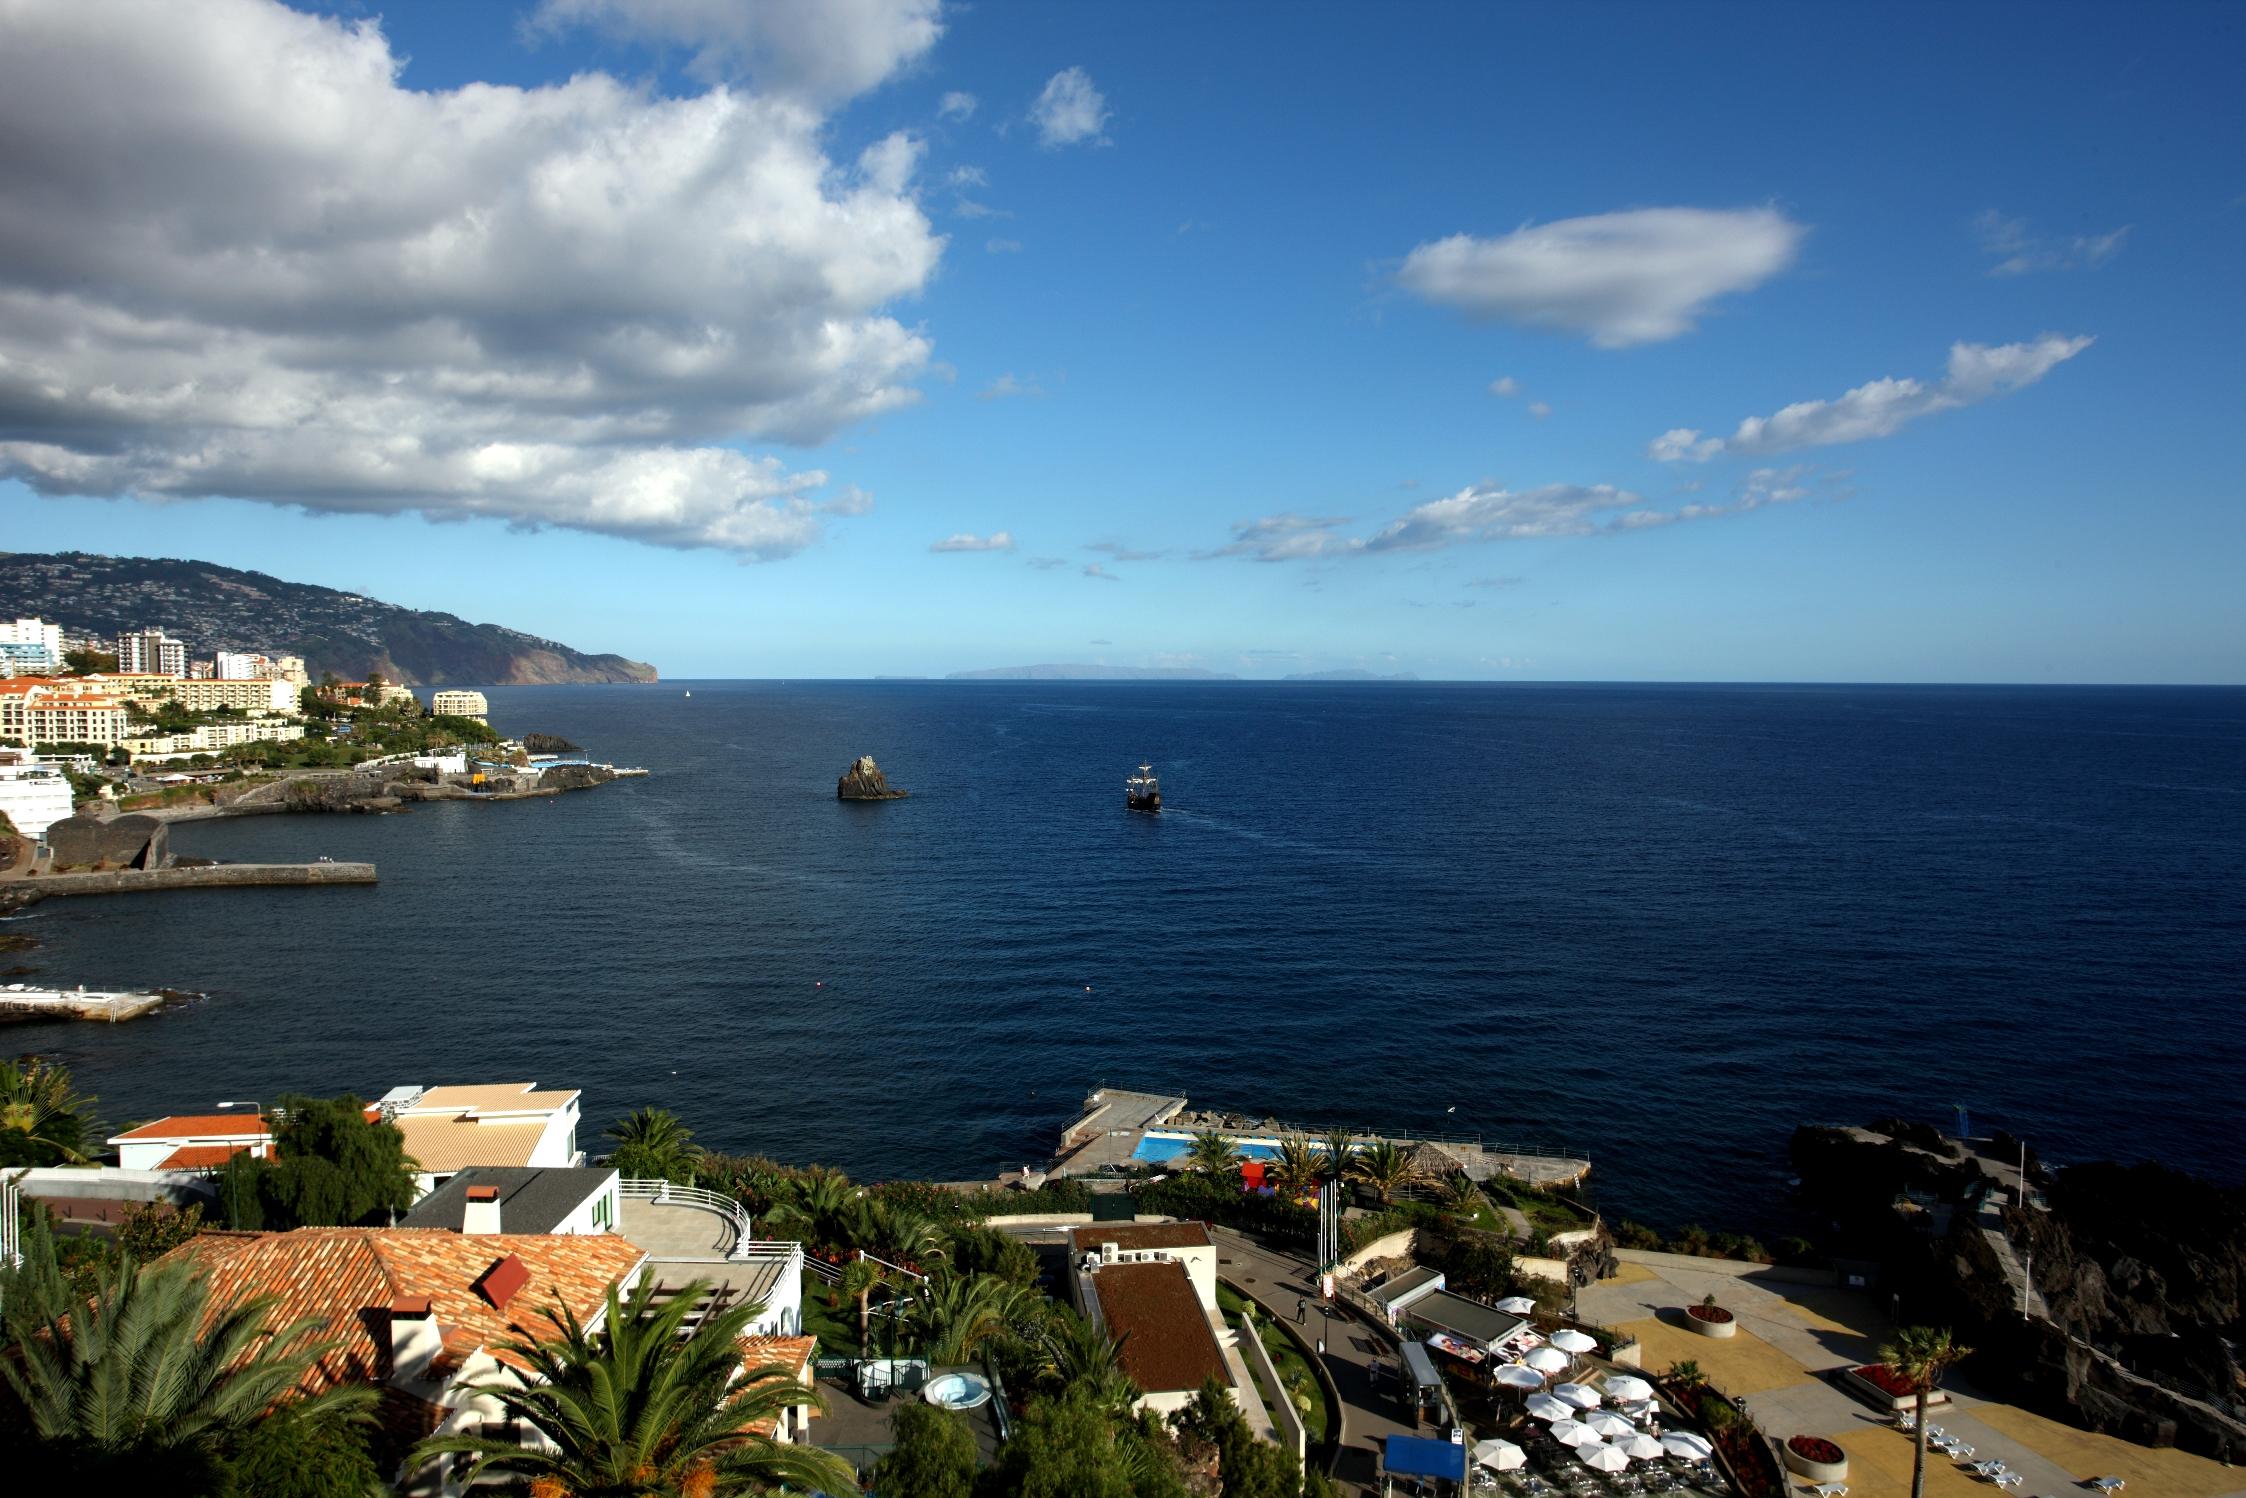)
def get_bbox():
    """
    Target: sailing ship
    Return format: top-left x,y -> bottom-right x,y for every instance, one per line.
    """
1126,763 -> 1161,813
